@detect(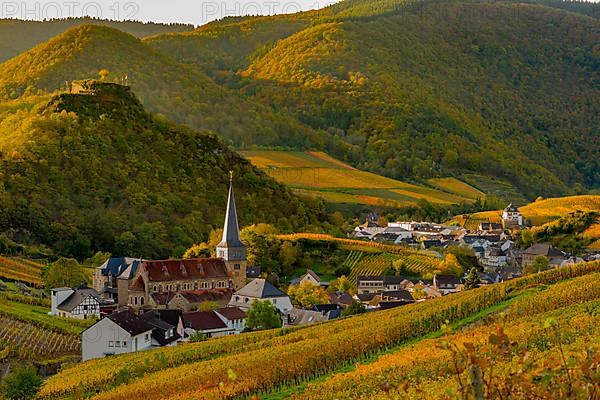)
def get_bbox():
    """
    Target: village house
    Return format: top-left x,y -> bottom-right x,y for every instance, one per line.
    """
502,203 -> 523,229
183,307 -> 246,338
93,257 -> 141,306
433,274 -> 463,295
228,278 -> 293,314
356,276 -> 403,295
81,309 -> 180,361
522,243 -> 567,268
50,286 -> 103,320
289,269 -> 329,289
